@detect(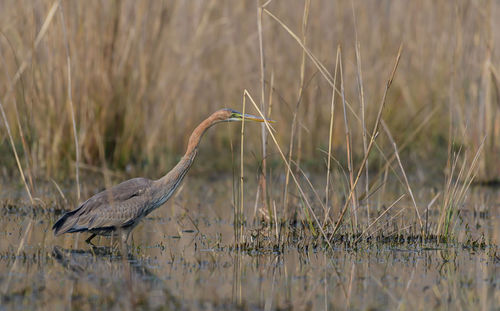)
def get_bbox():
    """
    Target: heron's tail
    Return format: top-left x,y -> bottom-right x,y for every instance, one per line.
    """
52,207 -> 82,236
